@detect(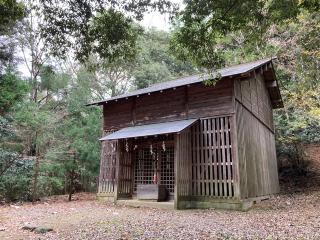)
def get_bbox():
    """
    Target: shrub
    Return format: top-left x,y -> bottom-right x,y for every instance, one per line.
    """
0,159 -> 34,202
